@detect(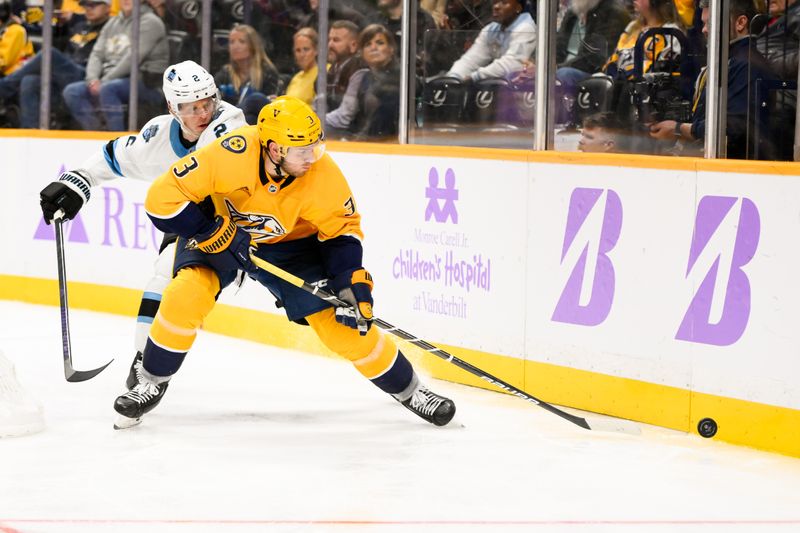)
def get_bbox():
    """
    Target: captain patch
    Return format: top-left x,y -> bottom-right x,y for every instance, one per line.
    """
221,135 -> 247,154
